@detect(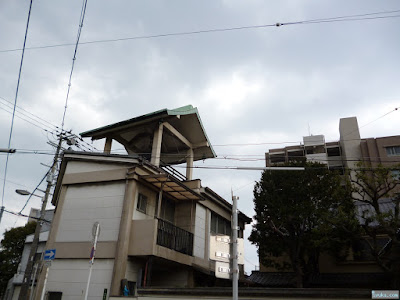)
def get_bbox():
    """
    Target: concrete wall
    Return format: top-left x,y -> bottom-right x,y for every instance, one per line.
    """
132,184 -> 157,220
125,258 -> 143,284
55,182 -> 125,243
45,258 -> 114,300
339,117 -> 362,169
